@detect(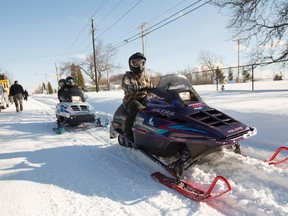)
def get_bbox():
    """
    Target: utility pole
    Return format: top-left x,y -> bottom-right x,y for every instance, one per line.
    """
139,23 -> 146,55
91,18 -> 98,92
139,23 -> 147,75
55,63 -> 59,82
237,39 -> 240,83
